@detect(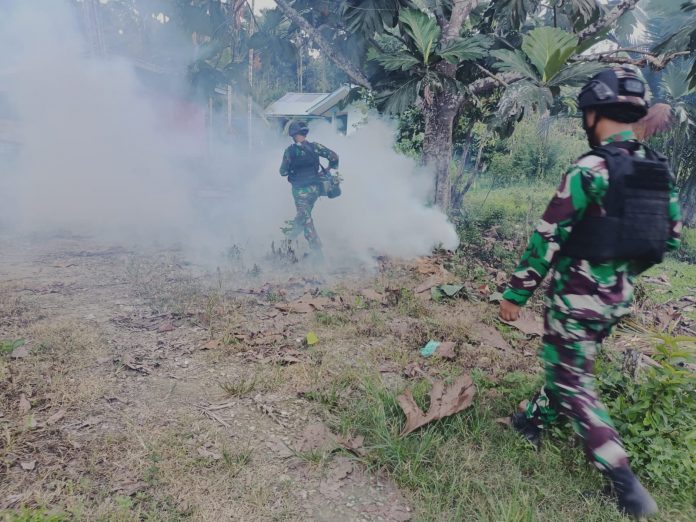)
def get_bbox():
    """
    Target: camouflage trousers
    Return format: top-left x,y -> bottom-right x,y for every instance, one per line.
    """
525,308 -> 629,472
287,184 -> 322,250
